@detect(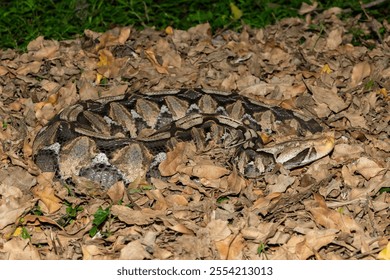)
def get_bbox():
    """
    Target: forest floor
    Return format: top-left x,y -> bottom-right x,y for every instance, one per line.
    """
0,7 -> 389,259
